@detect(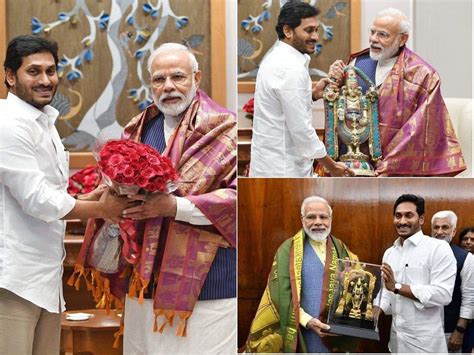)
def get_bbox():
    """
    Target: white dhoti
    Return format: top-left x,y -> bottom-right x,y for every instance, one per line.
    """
124,296 -> 237,354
